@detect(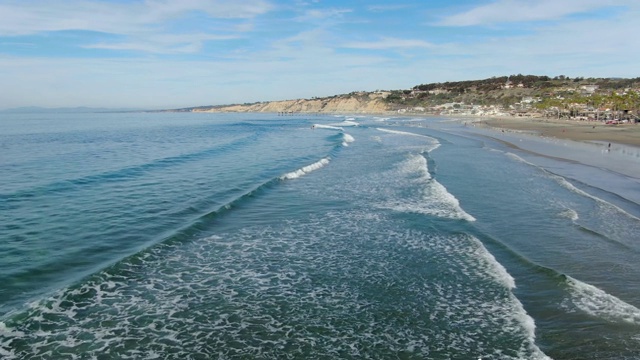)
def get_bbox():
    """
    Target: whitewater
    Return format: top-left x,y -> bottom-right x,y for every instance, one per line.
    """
1,112 -> 639,359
